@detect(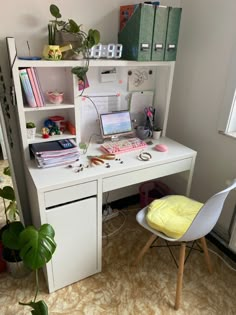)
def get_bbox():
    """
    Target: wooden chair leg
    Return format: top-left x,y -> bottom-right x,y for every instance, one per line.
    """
133,234 -> 157,266
175,243 -> 186,310
200,237 -> 213,274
